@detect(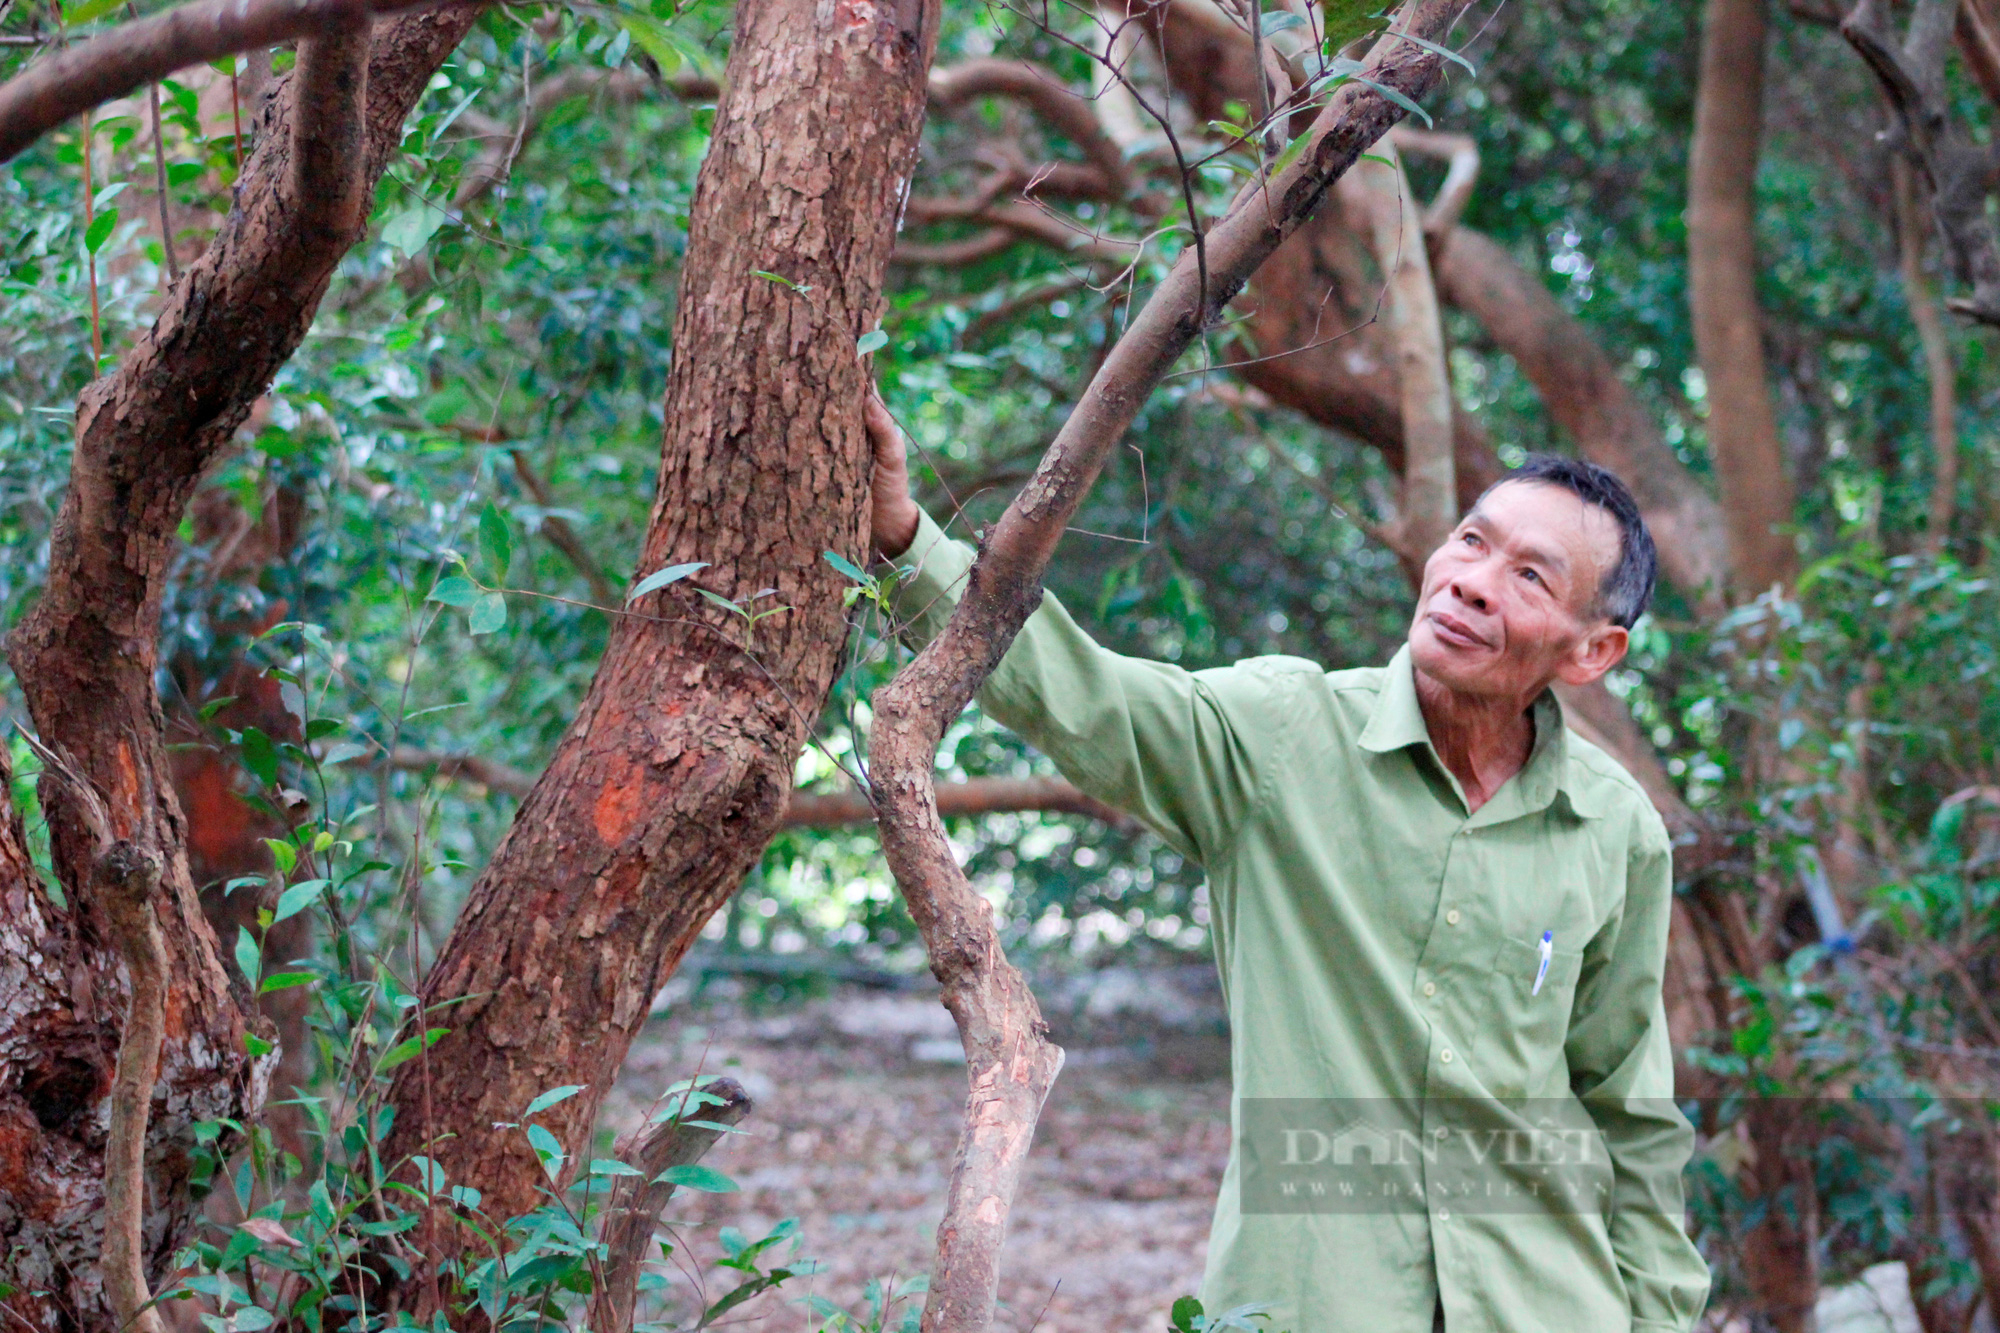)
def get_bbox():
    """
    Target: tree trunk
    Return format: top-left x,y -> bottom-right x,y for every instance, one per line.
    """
380,0 -> 941,1263
0,8 -> 480,1326
1345,140 -> 1455,560
1689,0 -> 1797,594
